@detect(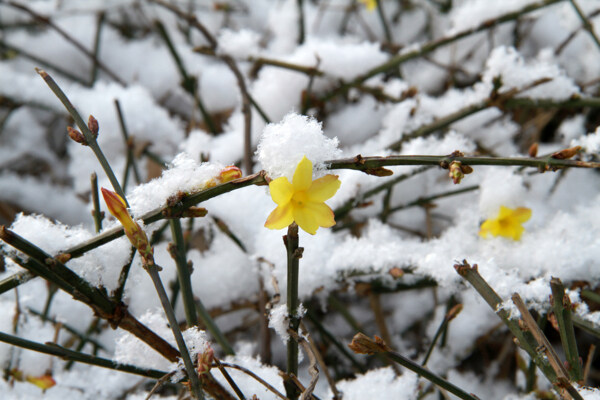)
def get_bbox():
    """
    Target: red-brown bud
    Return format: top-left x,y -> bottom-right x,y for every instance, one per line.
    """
551,146 -> 581,160
88,115 -> 99,139
528,142 -> 538,158
68,126 -> 86,145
